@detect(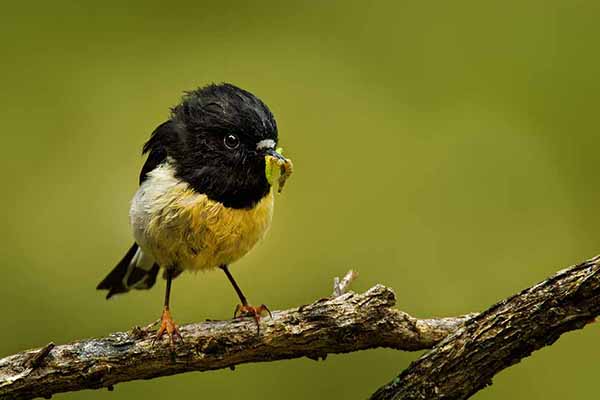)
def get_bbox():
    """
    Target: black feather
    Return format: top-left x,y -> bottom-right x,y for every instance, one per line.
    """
97,244 -> 160,299
97,244 -> 137,289
139,121 -> 174,184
